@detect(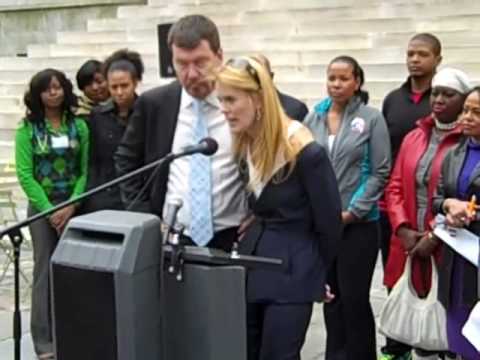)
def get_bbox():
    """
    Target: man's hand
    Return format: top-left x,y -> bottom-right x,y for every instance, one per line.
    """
237,214 -> 255,241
